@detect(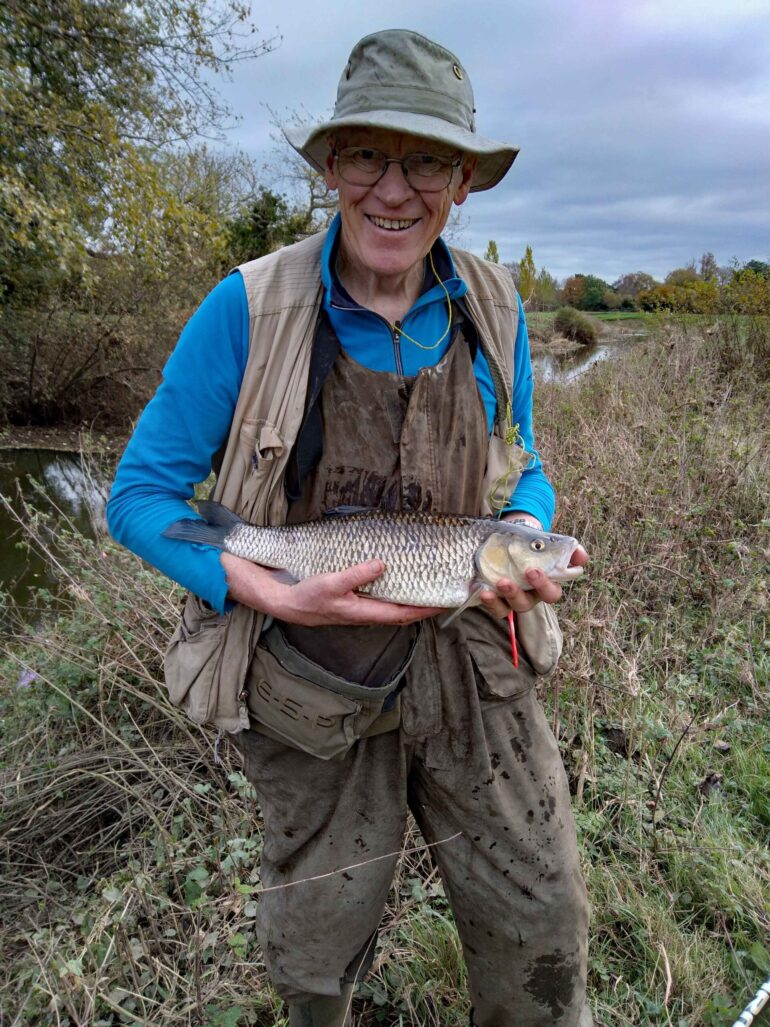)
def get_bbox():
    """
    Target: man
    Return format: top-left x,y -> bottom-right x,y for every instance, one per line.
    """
108,29 -> 591,1027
